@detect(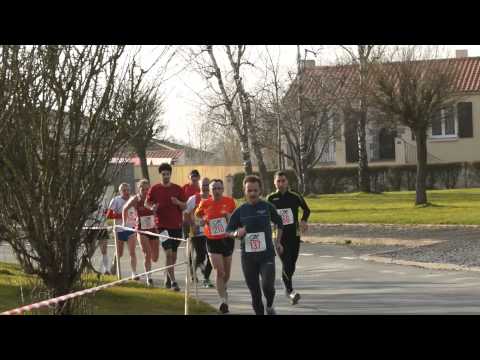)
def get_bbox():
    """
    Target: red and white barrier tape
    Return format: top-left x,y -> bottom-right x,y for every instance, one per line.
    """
1,261 -> 187,315
82,225 -> 187,242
